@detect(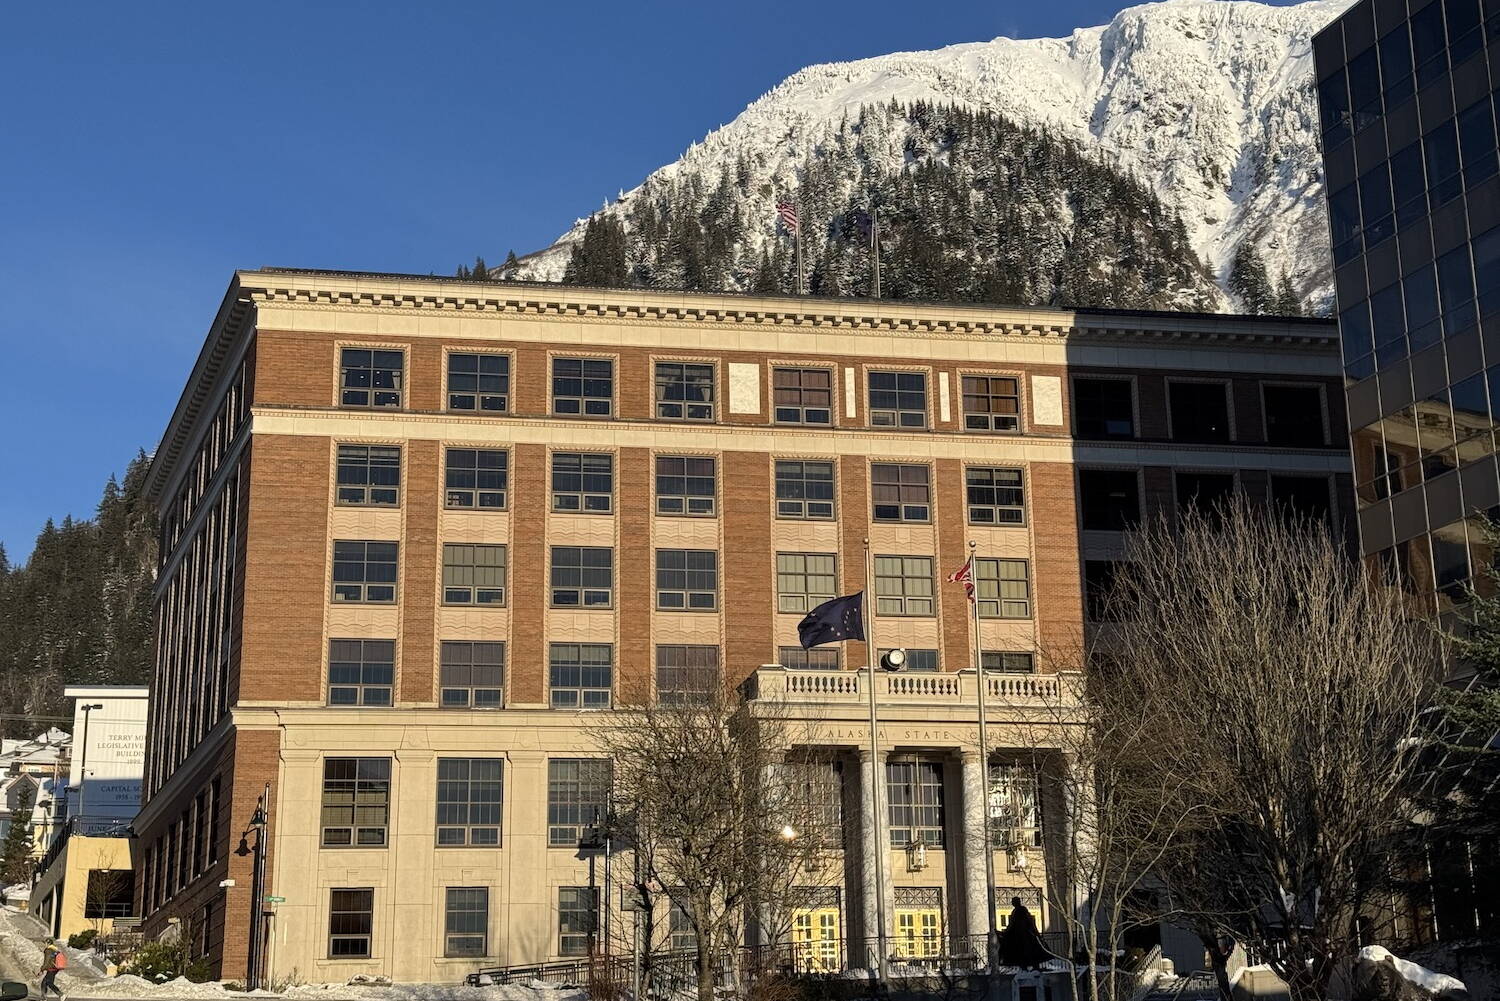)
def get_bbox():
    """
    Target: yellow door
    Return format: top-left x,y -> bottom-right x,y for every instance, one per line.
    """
791,907 -> 840,972
894,907 -> 943,958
